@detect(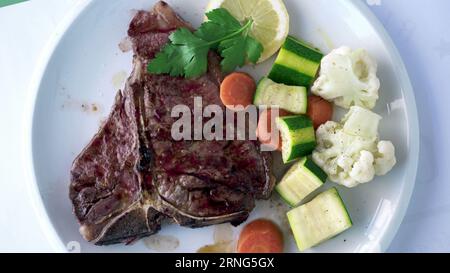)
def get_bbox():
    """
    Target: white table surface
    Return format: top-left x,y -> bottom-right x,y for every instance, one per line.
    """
0,0 -> 449,253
